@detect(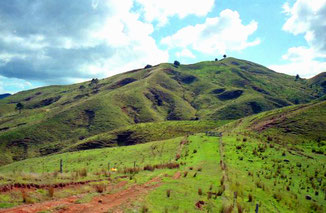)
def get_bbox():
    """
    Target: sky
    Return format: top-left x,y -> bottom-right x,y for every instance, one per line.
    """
0,0 -> 326,94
